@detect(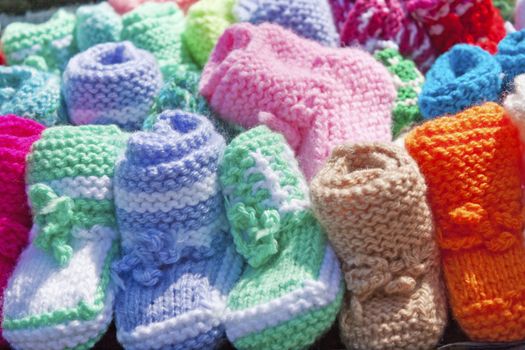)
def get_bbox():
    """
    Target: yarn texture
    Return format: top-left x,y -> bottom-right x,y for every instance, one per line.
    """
109,0 -> 199,14
220,126 -> 343,350
495,29 -> 525,90
419,44 -> 502,119
516,0 -> 525,29
311,143 -> 447,350
2,125 -> 128,350
75,2 -> 122,52
201,23 -> 396,180
503,74 -> 525,178
405,102 -> 525,342
63,41 -> 162,130
113,110 -> 242,350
